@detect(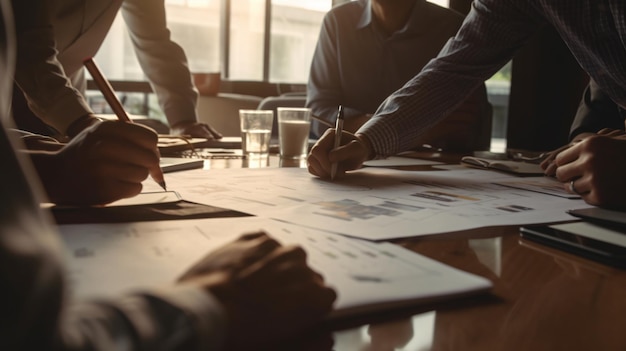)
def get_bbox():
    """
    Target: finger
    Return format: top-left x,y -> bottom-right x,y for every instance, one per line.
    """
554,141 -> 582,167
540,151 -> 559,170
328,139 -> 366,175
241,245 -> 308,282
307,153 -> 328,178
94,121 -> 159,150
89,162 -> 152,184
265,245 -> 308,267
570,176 -> 591,195
205,124 -> 223,139
197,125 -> 217,140
540,156 -> 553,170
597,128 -> 625,136
554,160 -> 581,182
79,180 -> 143,205
238,231 -> 271,241
94,138 -> 161,170
245,234 -> 282,259
543,160 -> 558,176
308,130 -> 336,176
